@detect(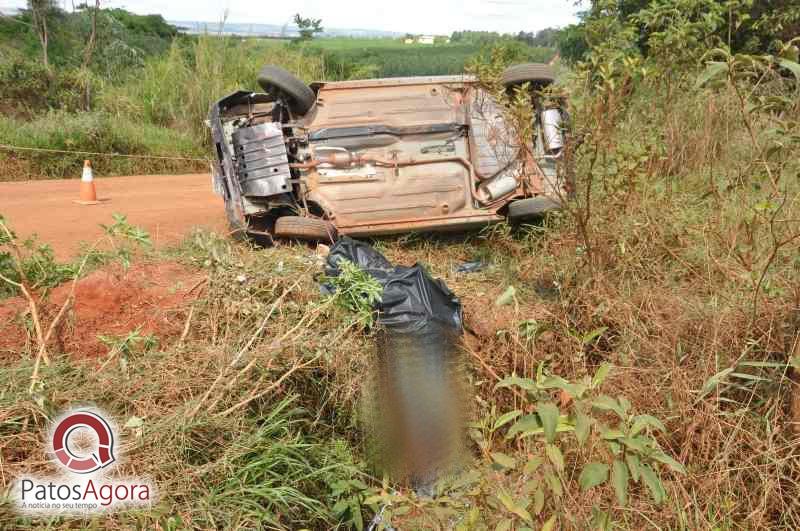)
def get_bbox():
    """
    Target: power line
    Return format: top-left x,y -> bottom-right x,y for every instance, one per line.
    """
0,144 -> 210,163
